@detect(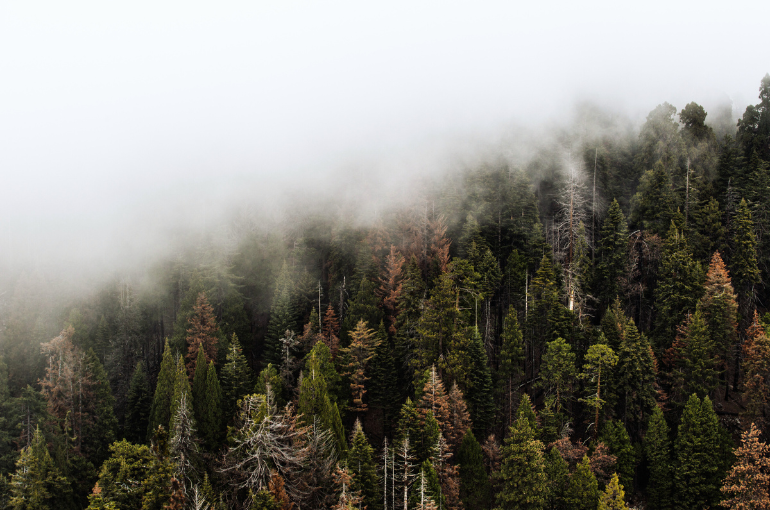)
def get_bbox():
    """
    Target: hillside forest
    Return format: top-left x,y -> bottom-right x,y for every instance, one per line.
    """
2,75 -> 770,509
